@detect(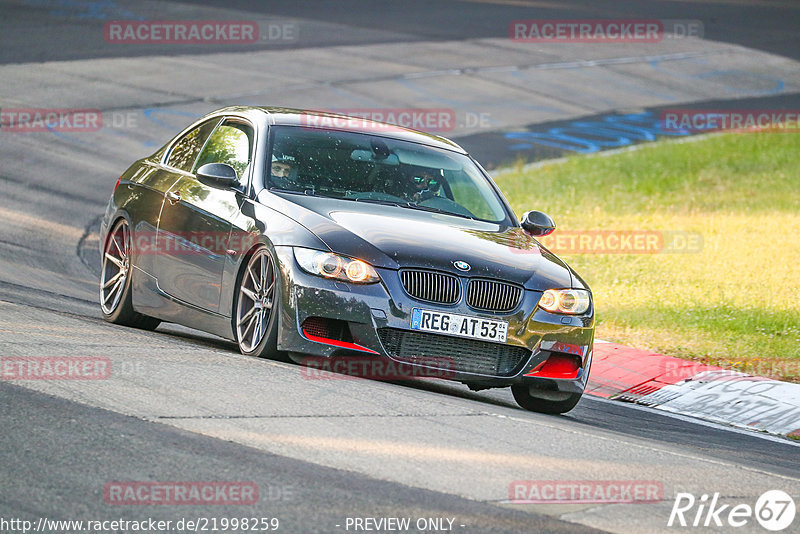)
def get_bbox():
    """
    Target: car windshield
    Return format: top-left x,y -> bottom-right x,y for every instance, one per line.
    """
267,126 -> 510,223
